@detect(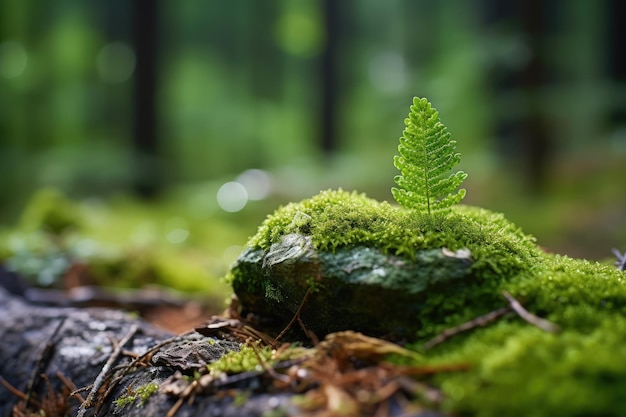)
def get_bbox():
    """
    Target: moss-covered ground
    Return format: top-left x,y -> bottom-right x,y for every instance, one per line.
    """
420,254 -> 626,417
6,188 -> 626,415
238,189 -> 626,417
